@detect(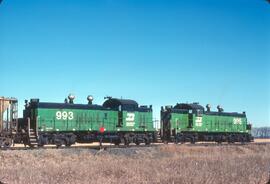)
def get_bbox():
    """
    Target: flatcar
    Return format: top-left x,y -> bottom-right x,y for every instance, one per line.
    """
160,103 -> 253,143
20,95 -> 156,147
